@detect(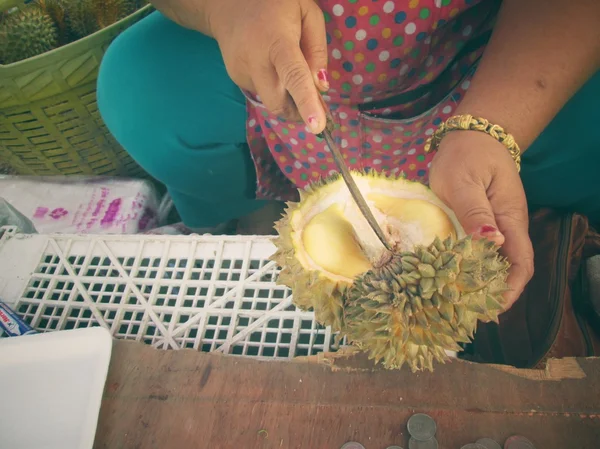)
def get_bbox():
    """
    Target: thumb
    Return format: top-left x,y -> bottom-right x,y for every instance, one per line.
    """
445,182 -> 505,246
301,1 -> 329,91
